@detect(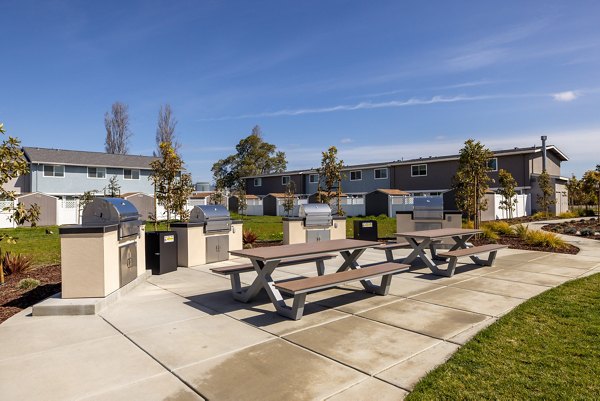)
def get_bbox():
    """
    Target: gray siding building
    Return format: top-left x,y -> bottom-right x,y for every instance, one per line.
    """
14,147 -> 158,198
